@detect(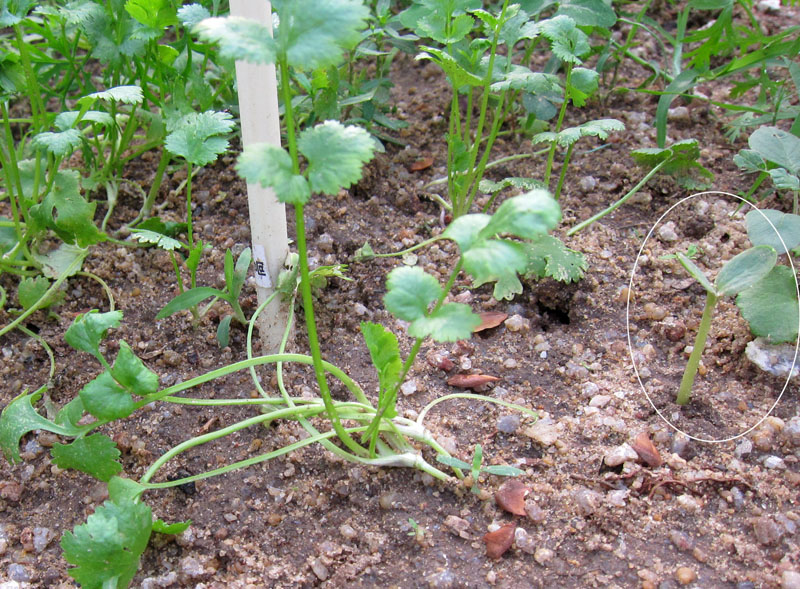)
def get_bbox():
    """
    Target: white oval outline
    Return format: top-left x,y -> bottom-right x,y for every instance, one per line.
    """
626,191 -> 800,443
